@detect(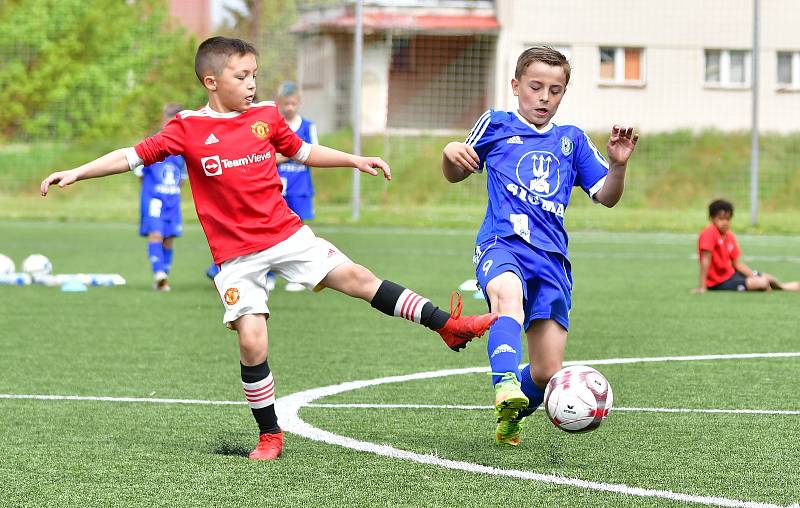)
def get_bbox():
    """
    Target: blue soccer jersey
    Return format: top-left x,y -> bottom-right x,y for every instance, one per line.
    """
467,109 -> 608,257
135,154 -> 186,237
277,116 -> 317,197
